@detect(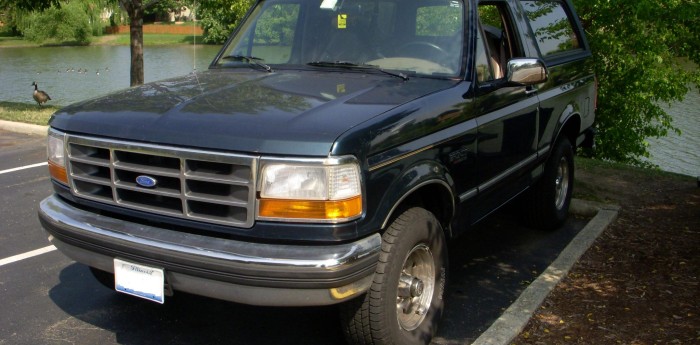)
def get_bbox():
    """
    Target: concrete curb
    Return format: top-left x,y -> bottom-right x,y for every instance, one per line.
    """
0,120 -> 48,136
471,199 -> 620,345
